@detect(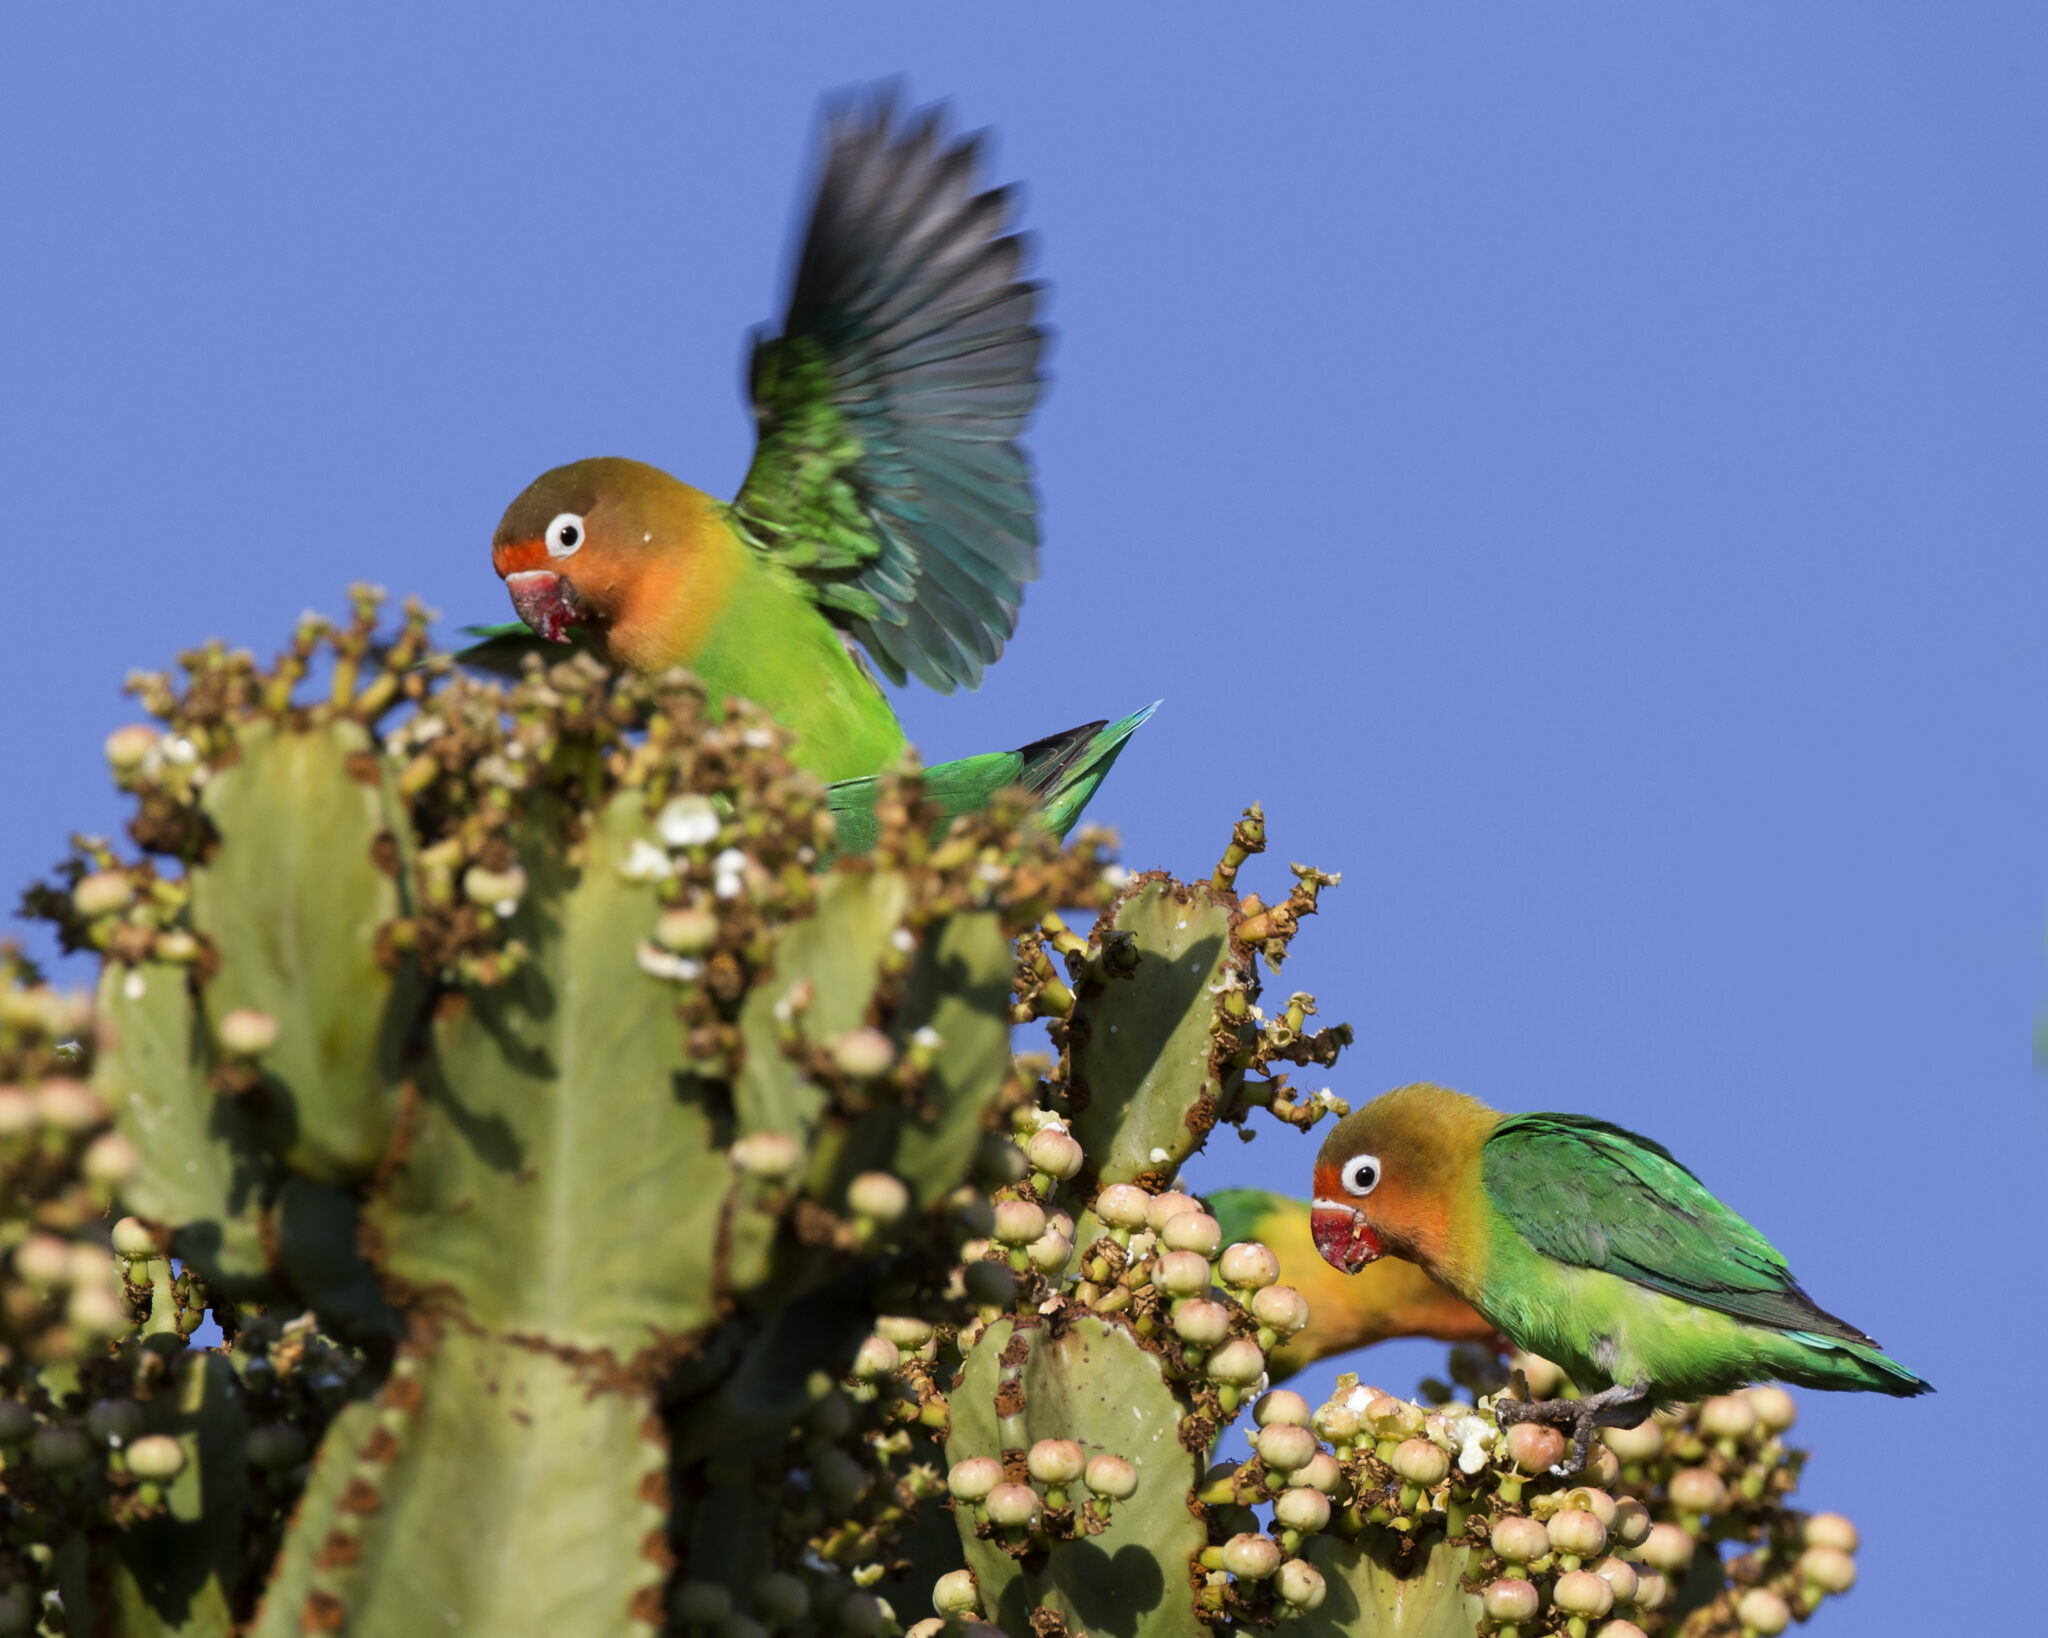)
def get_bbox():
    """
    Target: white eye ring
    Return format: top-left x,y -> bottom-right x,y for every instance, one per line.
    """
1340,1153 -> 1381,1197
544,512 -> 586,559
